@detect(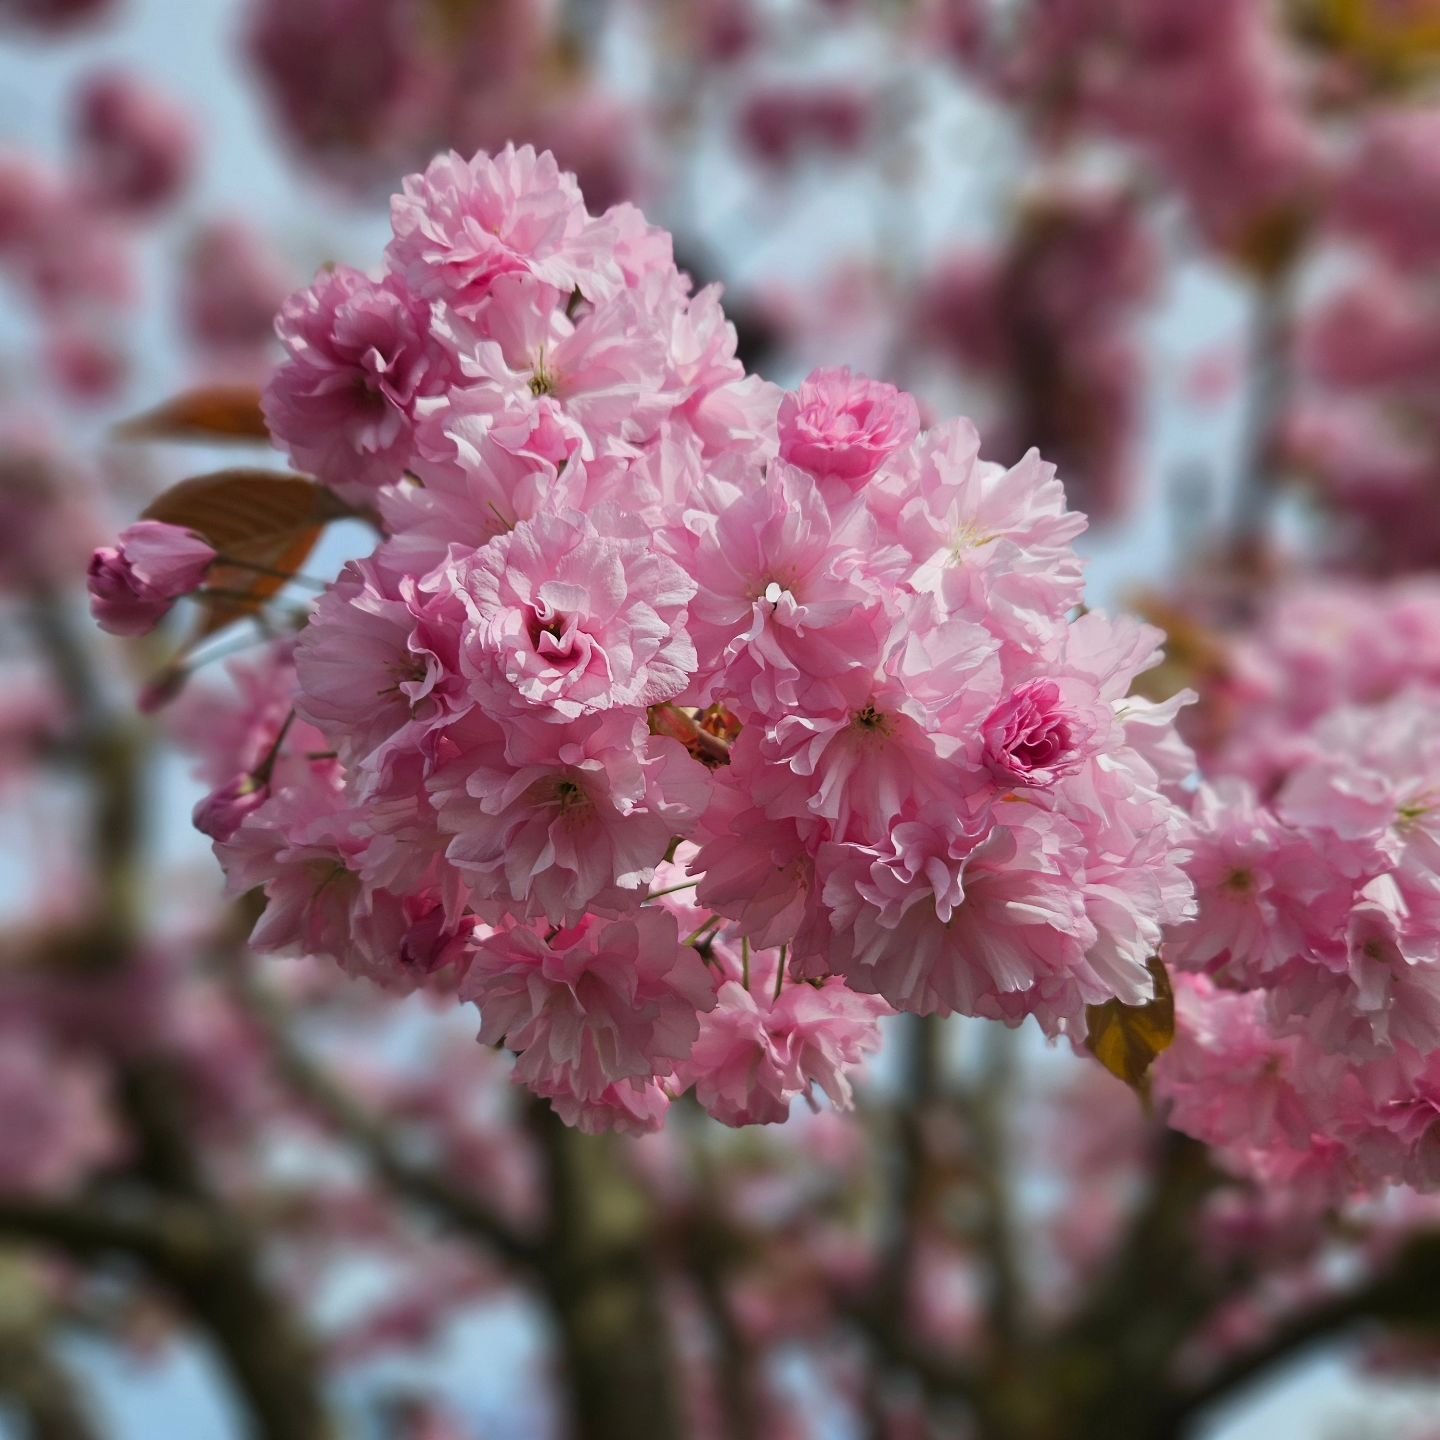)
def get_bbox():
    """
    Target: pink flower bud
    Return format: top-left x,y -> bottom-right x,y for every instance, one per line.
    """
193,774 -> 269,842
87,520 -> 216,636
